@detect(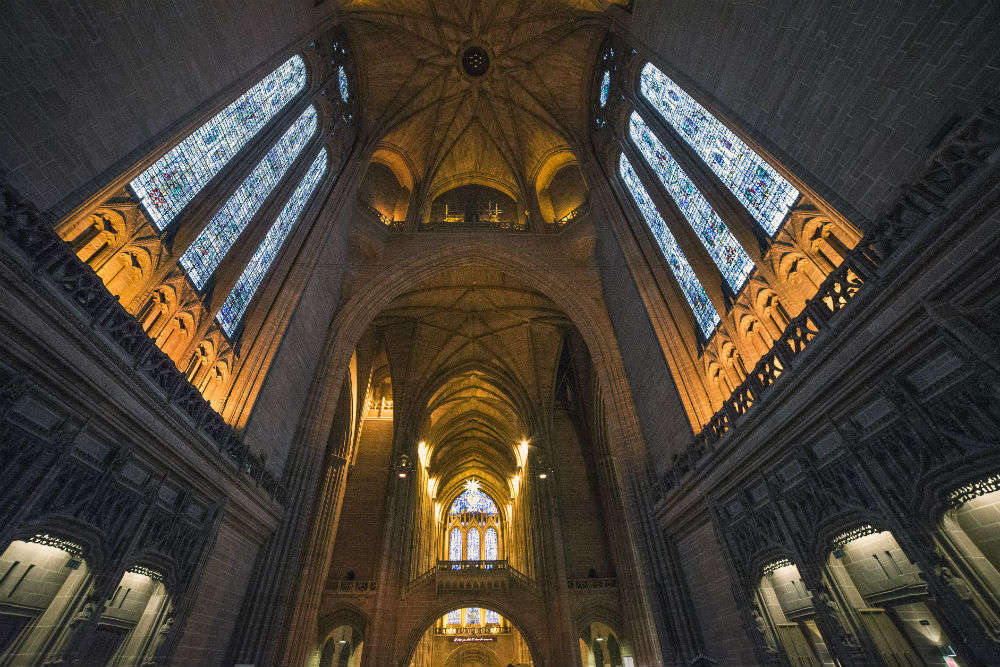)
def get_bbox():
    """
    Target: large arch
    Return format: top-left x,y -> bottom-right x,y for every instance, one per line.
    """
398,595 -> 546,667
280,236 -> 664,665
